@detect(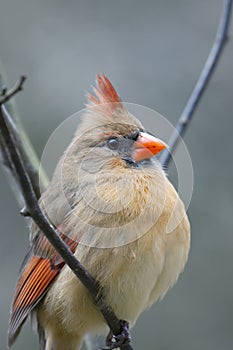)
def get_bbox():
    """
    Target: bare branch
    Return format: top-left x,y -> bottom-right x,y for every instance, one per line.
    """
0,75 -> 26,104
0,70 -> 94,350
160,0 -> 232,168
0,72 -> 48,201
1,104 -> 42,199
0,86 -> 133,349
